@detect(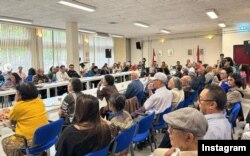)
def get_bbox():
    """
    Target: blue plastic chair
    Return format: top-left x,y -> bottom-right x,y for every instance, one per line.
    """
15,118 -> 64,156
133,112 -> 155,152
85,144 -> 110,156
111,123 -> 137,156
228,102 -> 241,131
152,106 -> 172,130
176,100 -> 185,110
136,91 -> 144,106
